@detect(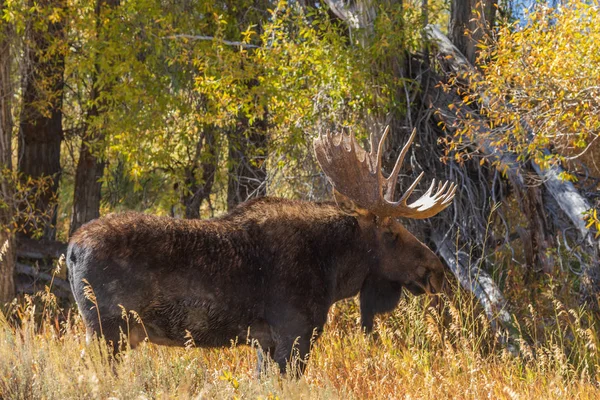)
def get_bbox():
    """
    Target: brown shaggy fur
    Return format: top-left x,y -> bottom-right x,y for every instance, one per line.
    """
68,197 -> 445,375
